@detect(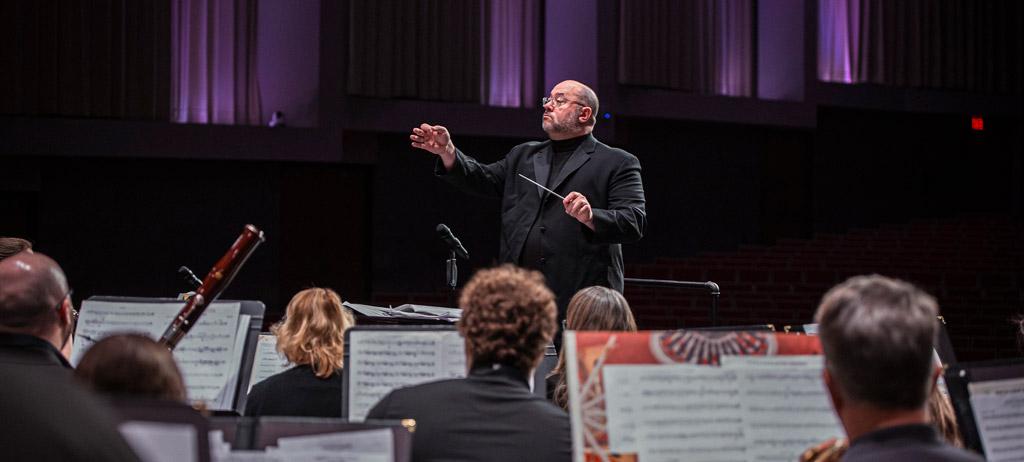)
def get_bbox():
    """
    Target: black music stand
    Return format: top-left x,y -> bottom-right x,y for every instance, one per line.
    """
624,278 -> 722,325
